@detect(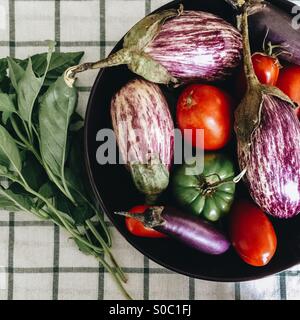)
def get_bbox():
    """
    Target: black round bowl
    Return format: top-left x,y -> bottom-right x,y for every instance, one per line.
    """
84,0 -> 300,281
